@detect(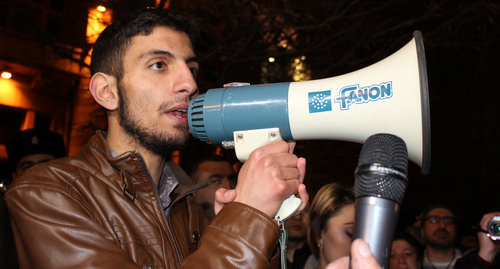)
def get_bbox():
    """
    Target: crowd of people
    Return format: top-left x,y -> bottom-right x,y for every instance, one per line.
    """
1,7 -> 499,269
